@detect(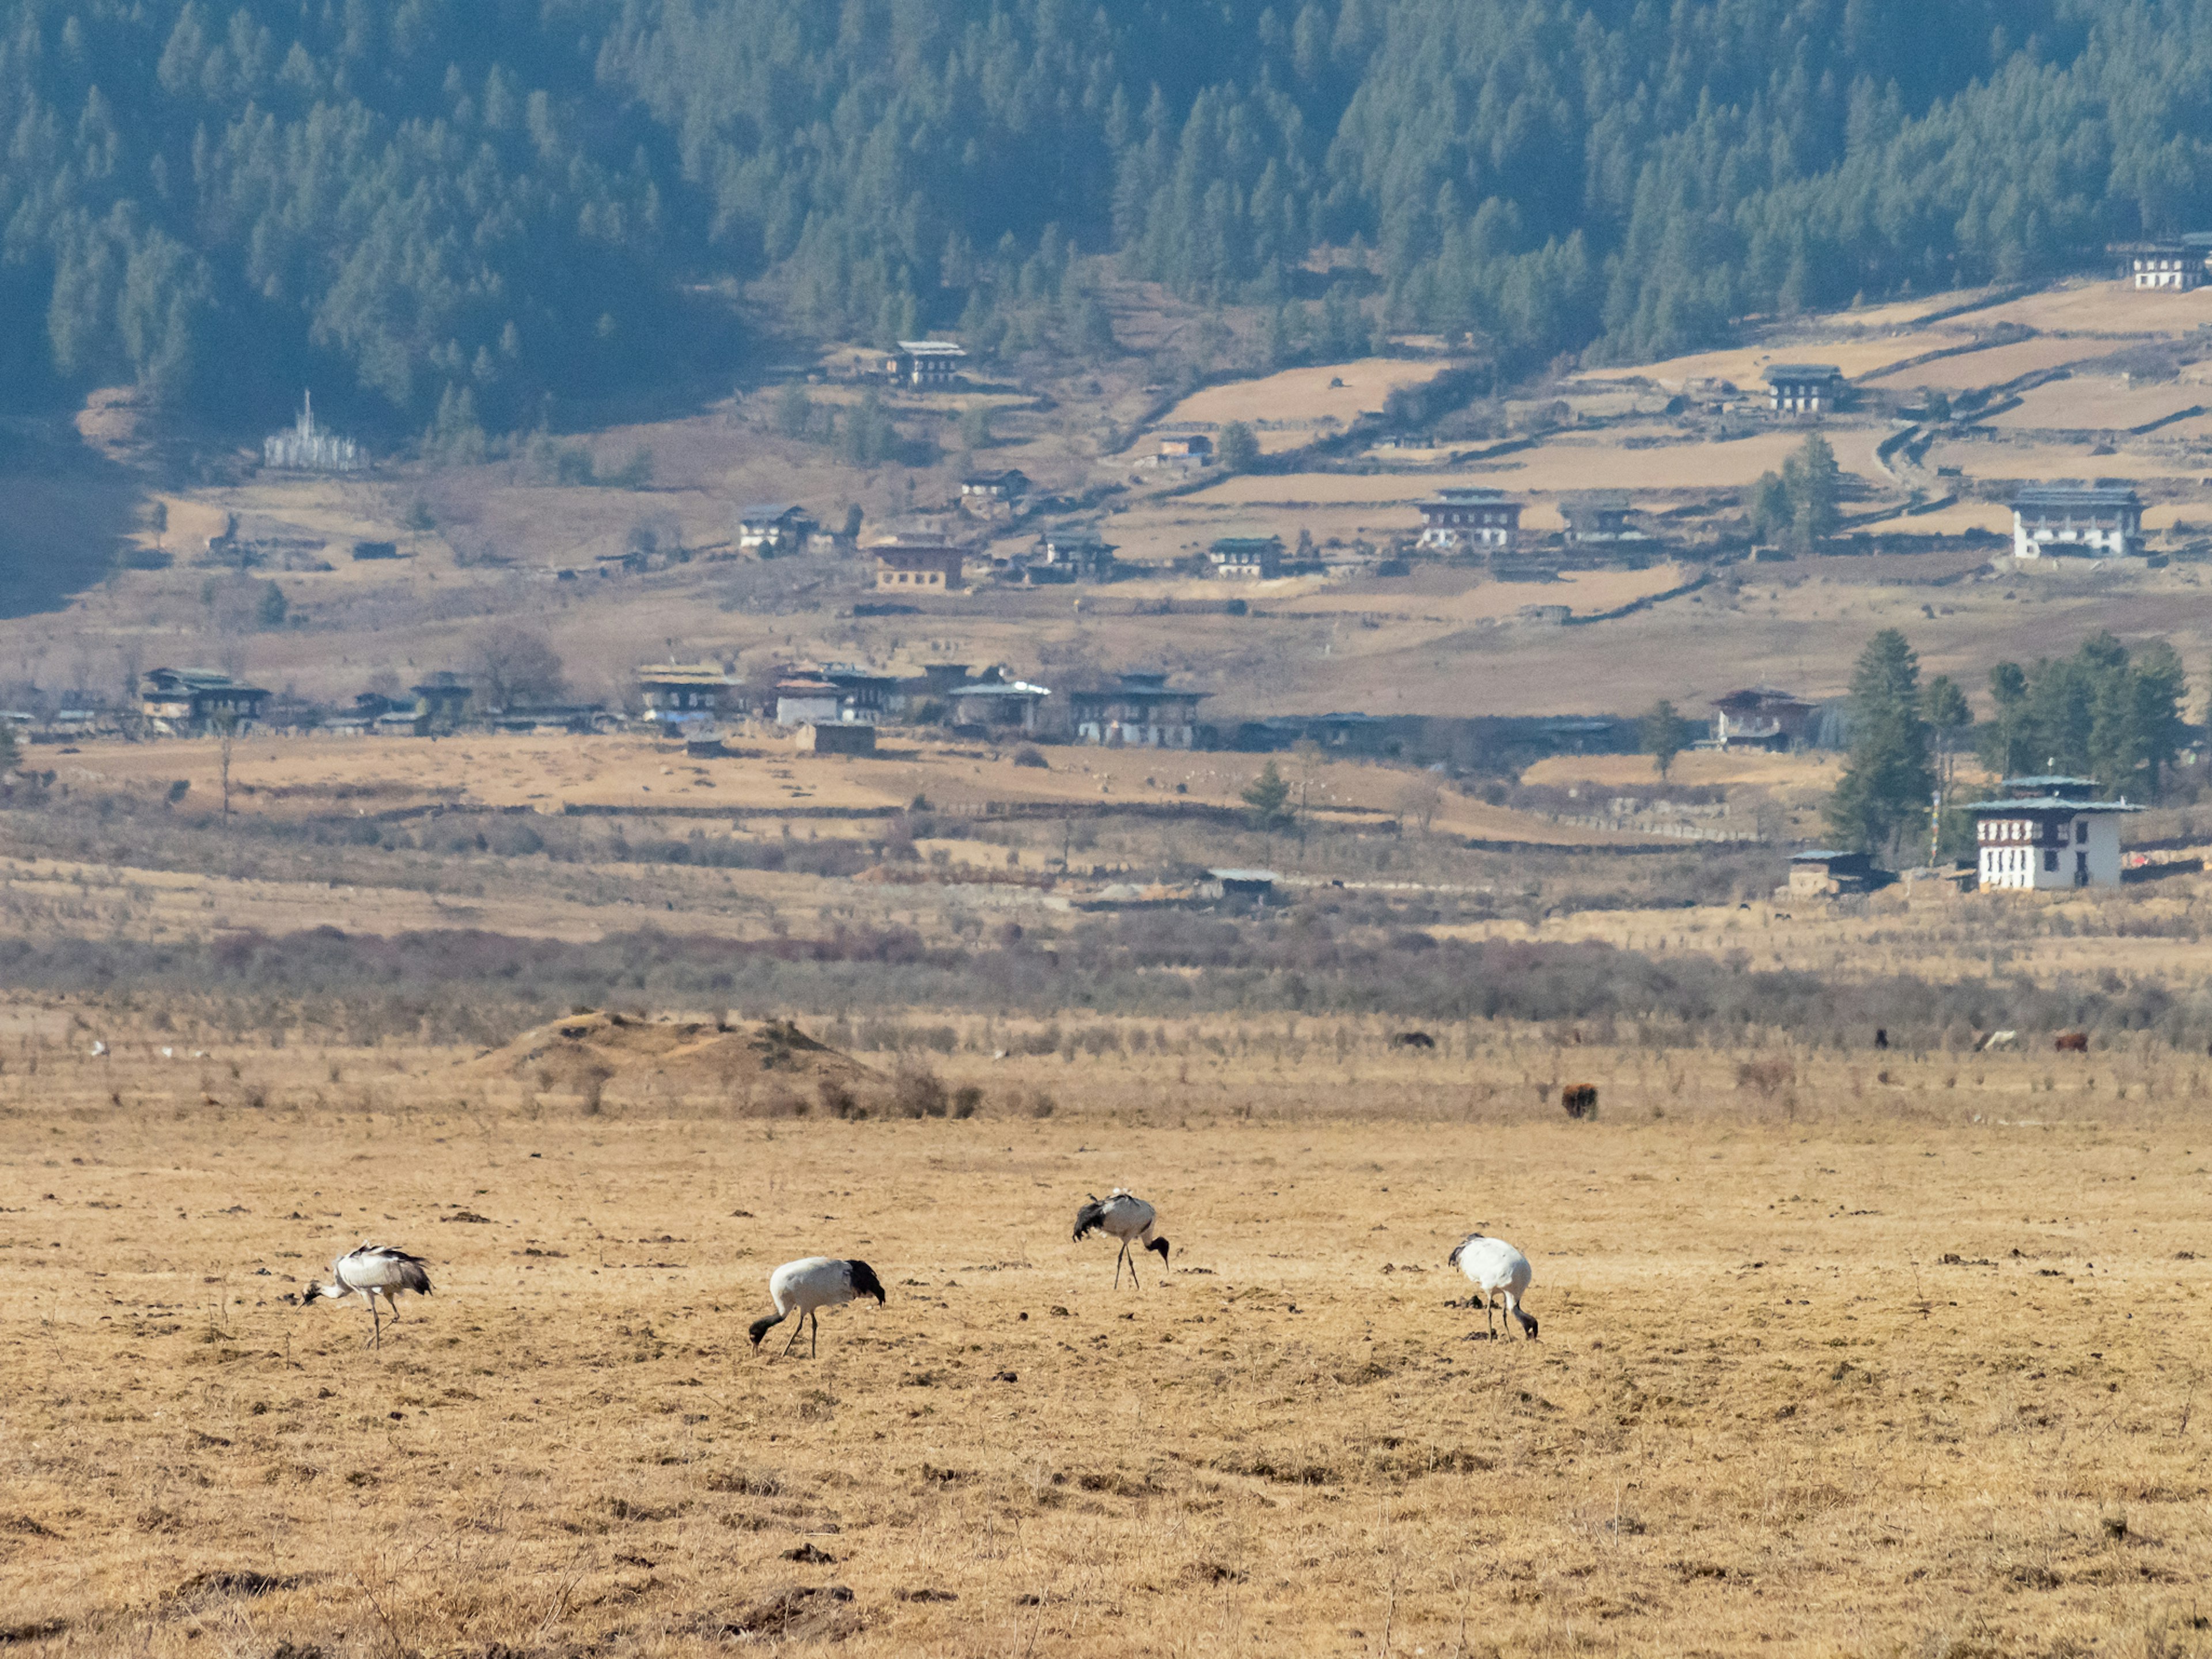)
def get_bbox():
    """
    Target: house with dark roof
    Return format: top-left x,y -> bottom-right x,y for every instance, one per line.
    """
1069,672 -> 1205,748
737,503 -> 817,556
140,668 -> 272,733
1767,364 -> 1843,414
2011,484 -> 2143,559
1963,775 -> 2142,891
